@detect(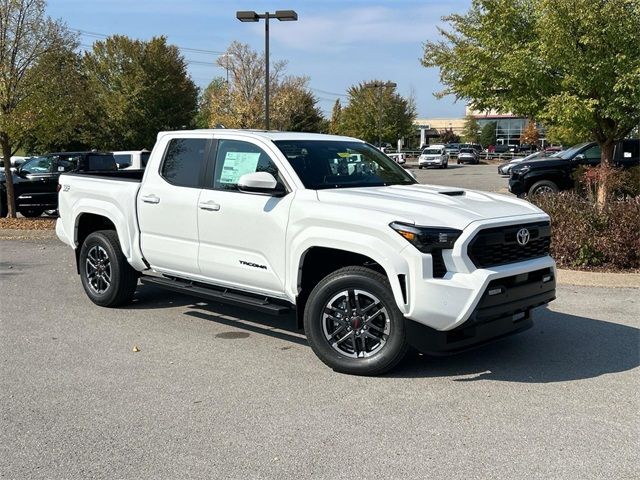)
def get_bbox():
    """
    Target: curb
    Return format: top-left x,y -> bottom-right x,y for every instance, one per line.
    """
557,269 -> 640,289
